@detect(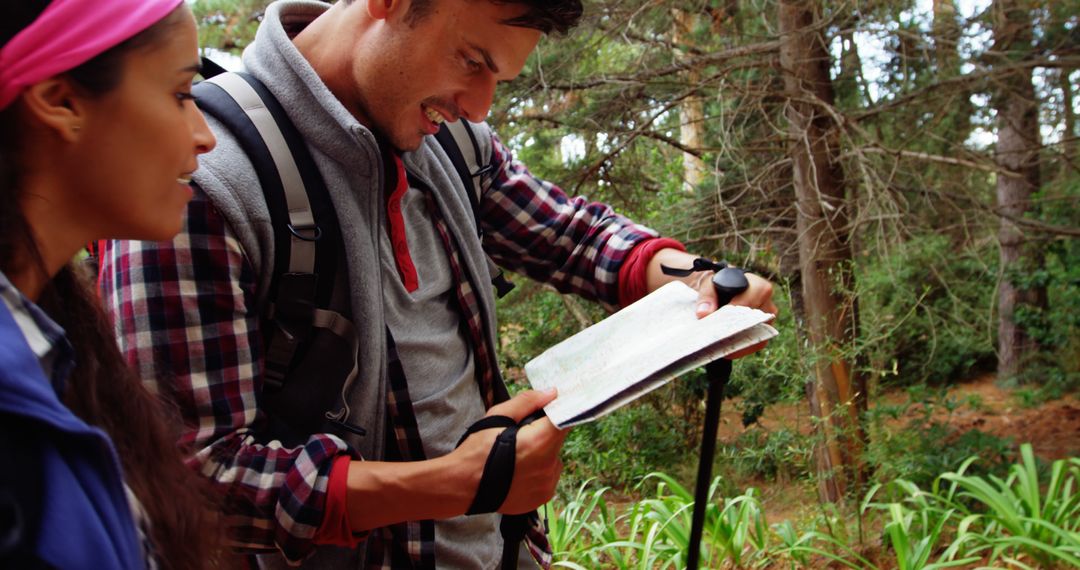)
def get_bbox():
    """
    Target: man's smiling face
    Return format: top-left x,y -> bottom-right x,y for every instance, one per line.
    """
343,0 -> 541,151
